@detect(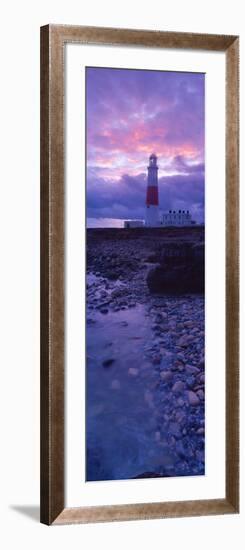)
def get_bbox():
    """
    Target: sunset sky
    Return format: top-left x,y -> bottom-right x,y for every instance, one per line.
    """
86,67 -> 205,223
